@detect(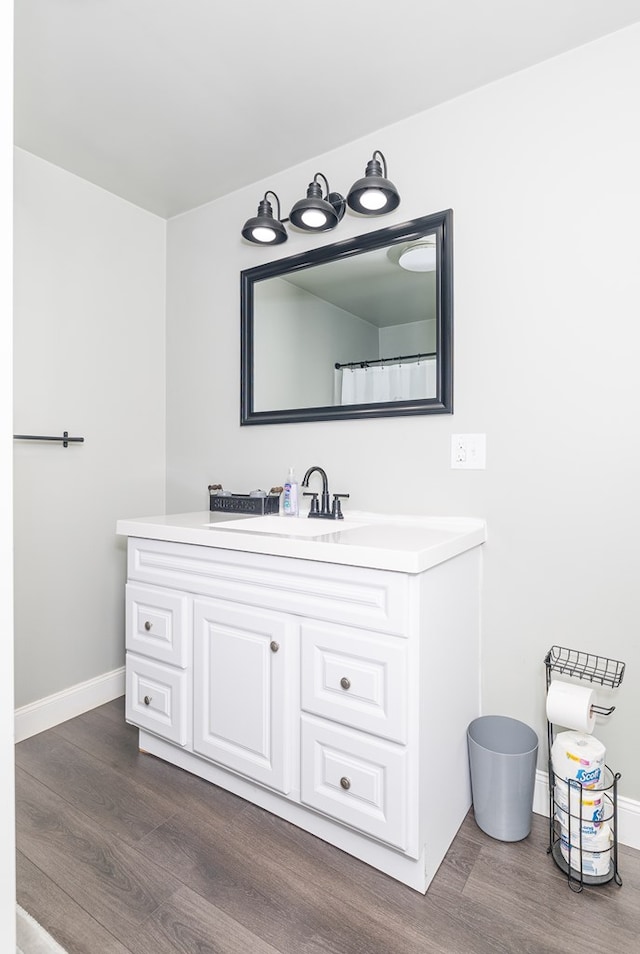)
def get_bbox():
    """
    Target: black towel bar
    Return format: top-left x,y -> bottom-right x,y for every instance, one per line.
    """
13,431 -> 84,448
